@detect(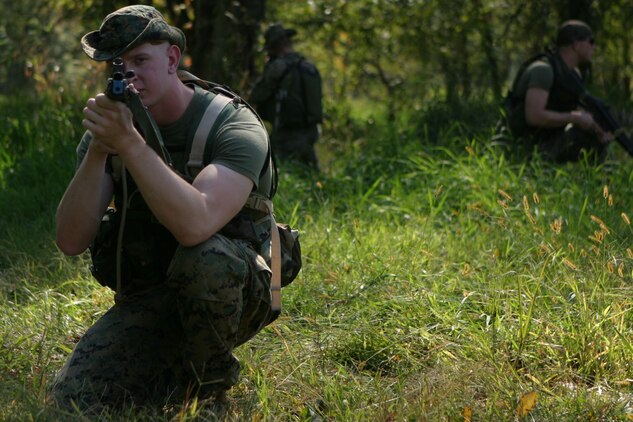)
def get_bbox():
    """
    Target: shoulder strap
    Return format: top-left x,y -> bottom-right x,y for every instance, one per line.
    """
187,93 -> 233,178
179,70 -> 277,199
182,72 -> 284,312
274,55 -> 304,91
245,195 -> 282,312
545,51 -> 585,97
